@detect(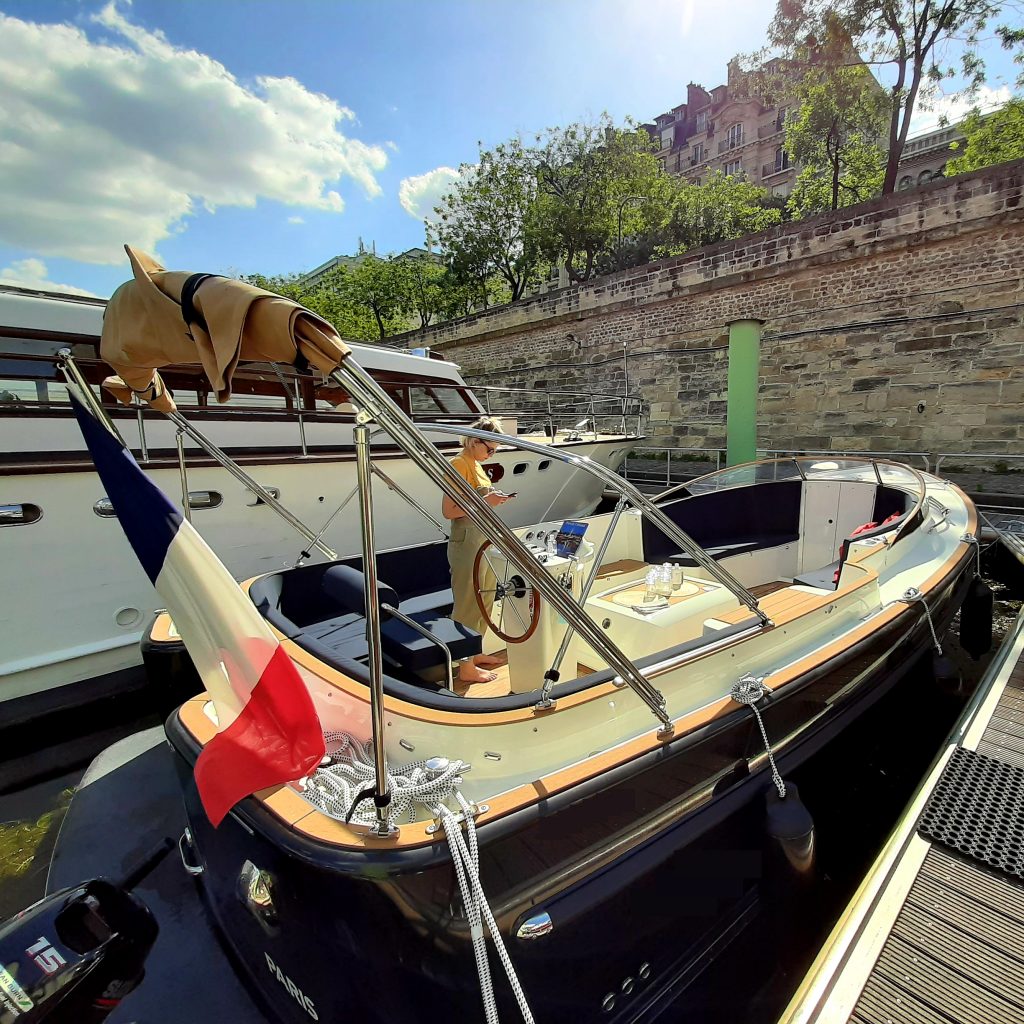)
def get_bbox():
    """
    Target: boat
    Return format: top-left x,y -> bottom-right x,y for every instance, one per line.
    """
0,278 -> 639,721
50,253 -> 981,1023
